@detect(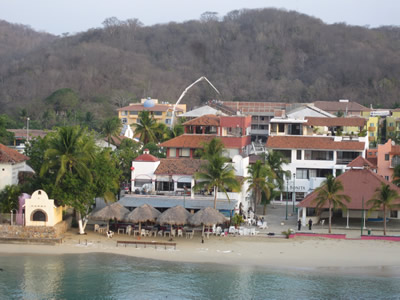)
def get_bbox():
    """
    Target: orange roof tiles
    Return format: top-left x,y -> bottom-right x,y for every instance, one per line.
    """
0,144 -> 29,164
160,135 -> 217,149
135,153 -> 159,162
305,117 -> 367,127
183,115 -> 220,126
154,158 -> 207,175
298,168 -> 400,210
347,156 -> 375,168
266,136 -> 365,151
